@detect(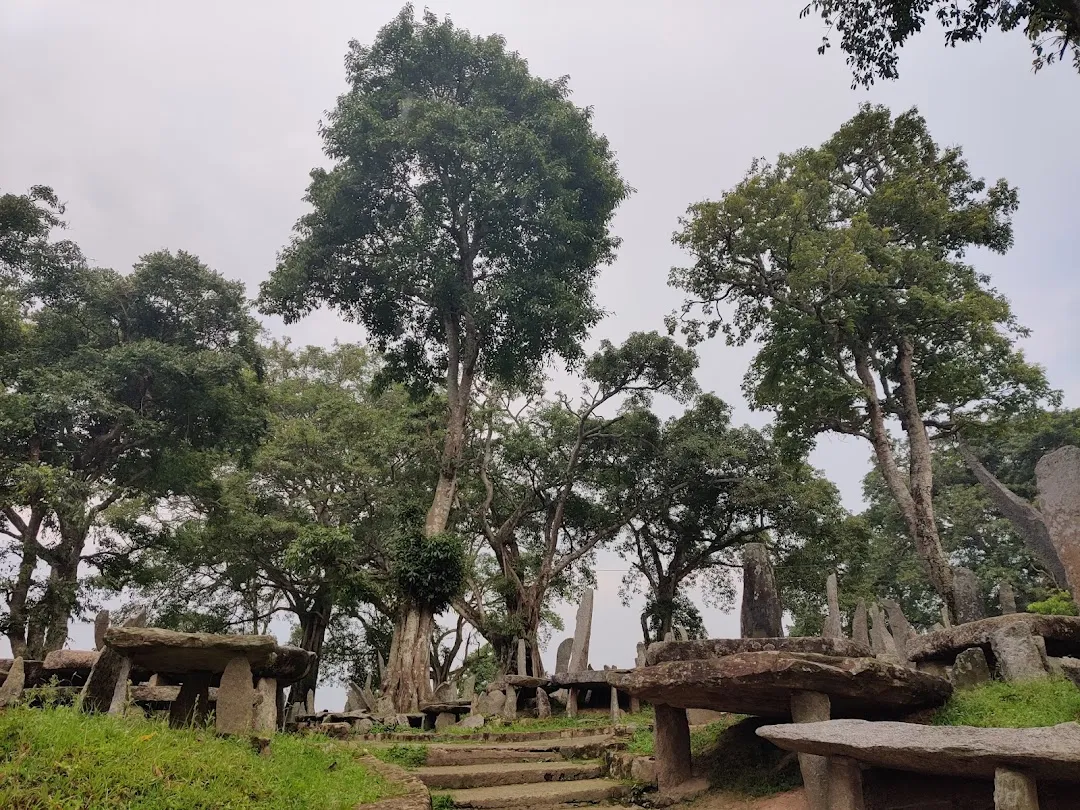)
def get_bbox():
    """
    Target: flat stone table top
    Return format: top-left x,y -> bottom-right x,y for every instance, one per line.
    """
550,669 -> 631,689
503,675 -> 554,690
646,637 -> 872,666
612,651 -> 951,719
758,719 -> 1080,782
104,627 -> 314,681
908,614 -> 1080,663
